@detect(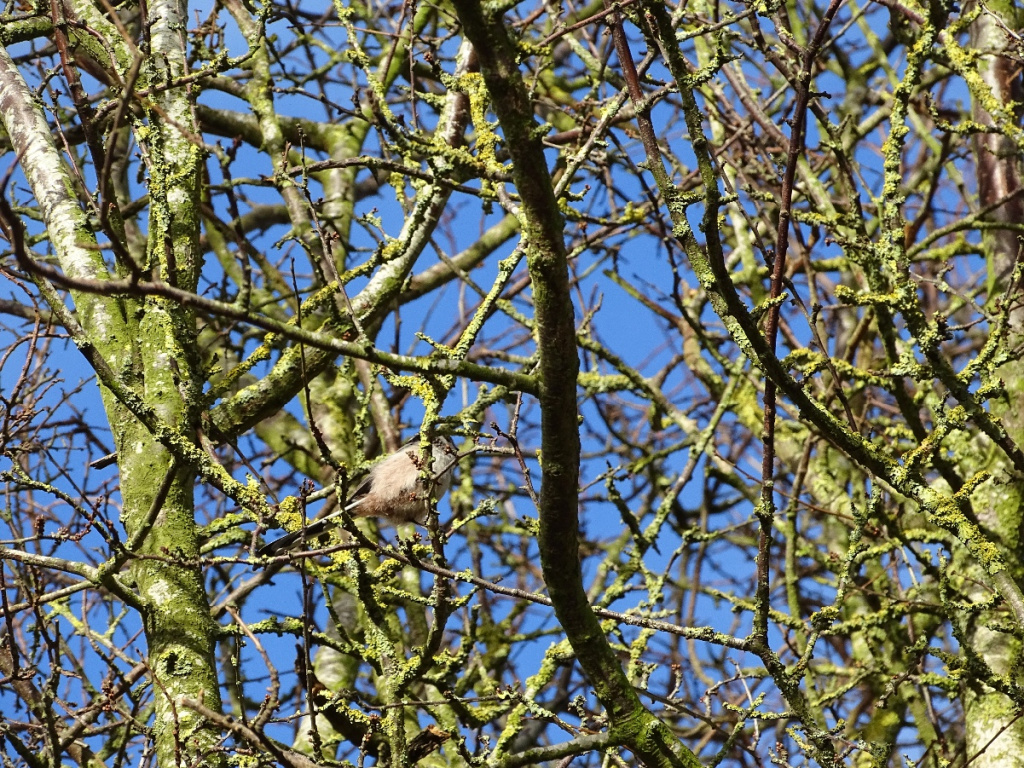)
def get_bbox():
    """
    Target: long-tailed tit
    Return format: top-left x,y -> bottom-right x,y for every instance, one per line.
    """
258,435 -> 457,556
